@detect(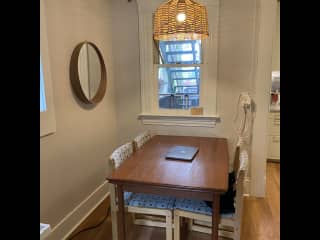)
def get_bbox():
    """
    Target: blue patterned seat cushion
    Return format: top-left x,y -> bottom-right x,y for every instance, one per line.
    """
174,198 -> 235,217
124,191 -> 133,205
128,193 -> 175,209
174,198 -> 213,215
